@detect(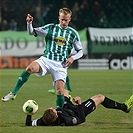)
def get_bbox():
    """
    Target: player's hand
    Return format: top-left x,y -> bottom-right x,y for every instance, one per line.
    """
65,57 -> 74,67
26,14 -> 33,23
73,96 -> 82,105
